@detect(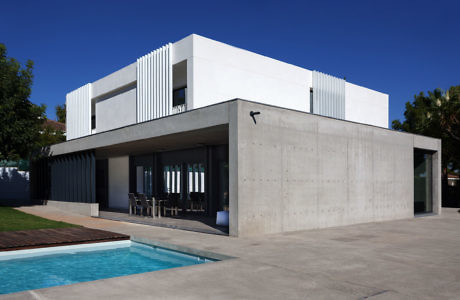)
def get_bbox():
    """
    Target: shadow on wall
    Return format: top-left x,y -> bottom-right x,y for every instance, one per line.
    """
0,167 -> 31,207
